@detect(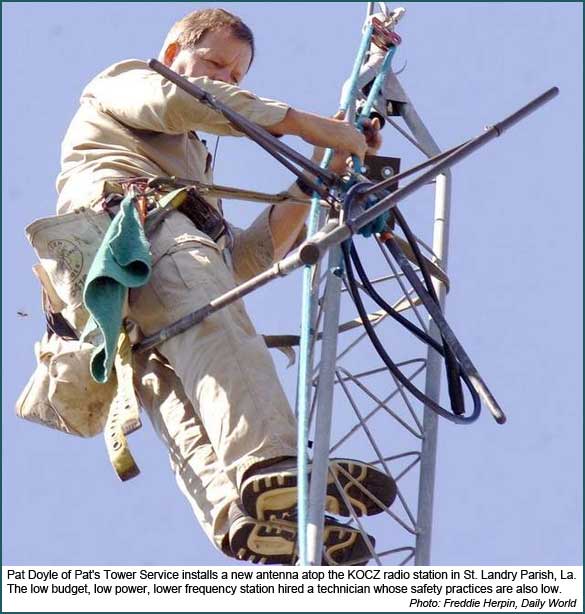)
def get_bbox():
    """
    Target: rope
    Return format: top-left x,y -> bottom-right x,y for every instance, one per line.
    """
295,19 -> 377,567
295,14 -> 403,564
